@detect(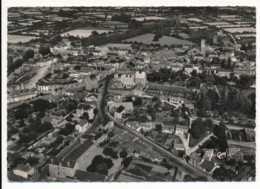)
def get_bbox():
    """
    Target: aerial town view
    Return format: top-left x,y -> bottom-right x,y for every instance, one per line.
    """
6,7 -> 256,182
